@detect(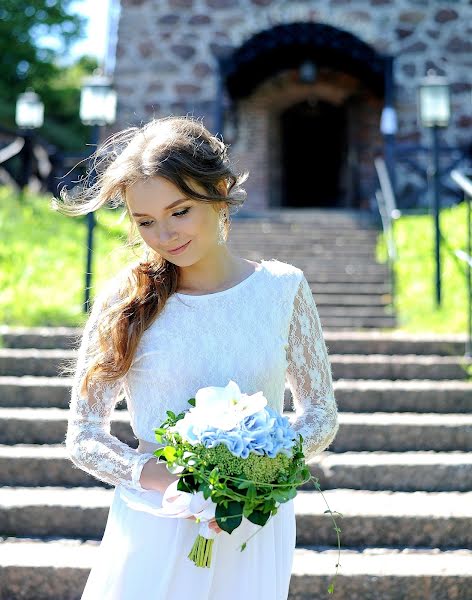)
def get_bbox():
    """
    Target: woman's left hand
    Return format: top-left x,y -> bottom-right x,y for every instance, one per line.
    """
208,517 -> 223,534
